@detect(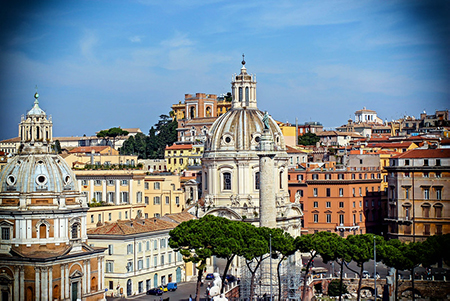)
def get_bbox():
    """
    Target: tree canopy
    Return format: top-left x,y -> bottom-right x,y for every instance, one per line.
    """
96,127 -> 129,149
298,132 -> 320,146
120,114 -> 177,159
